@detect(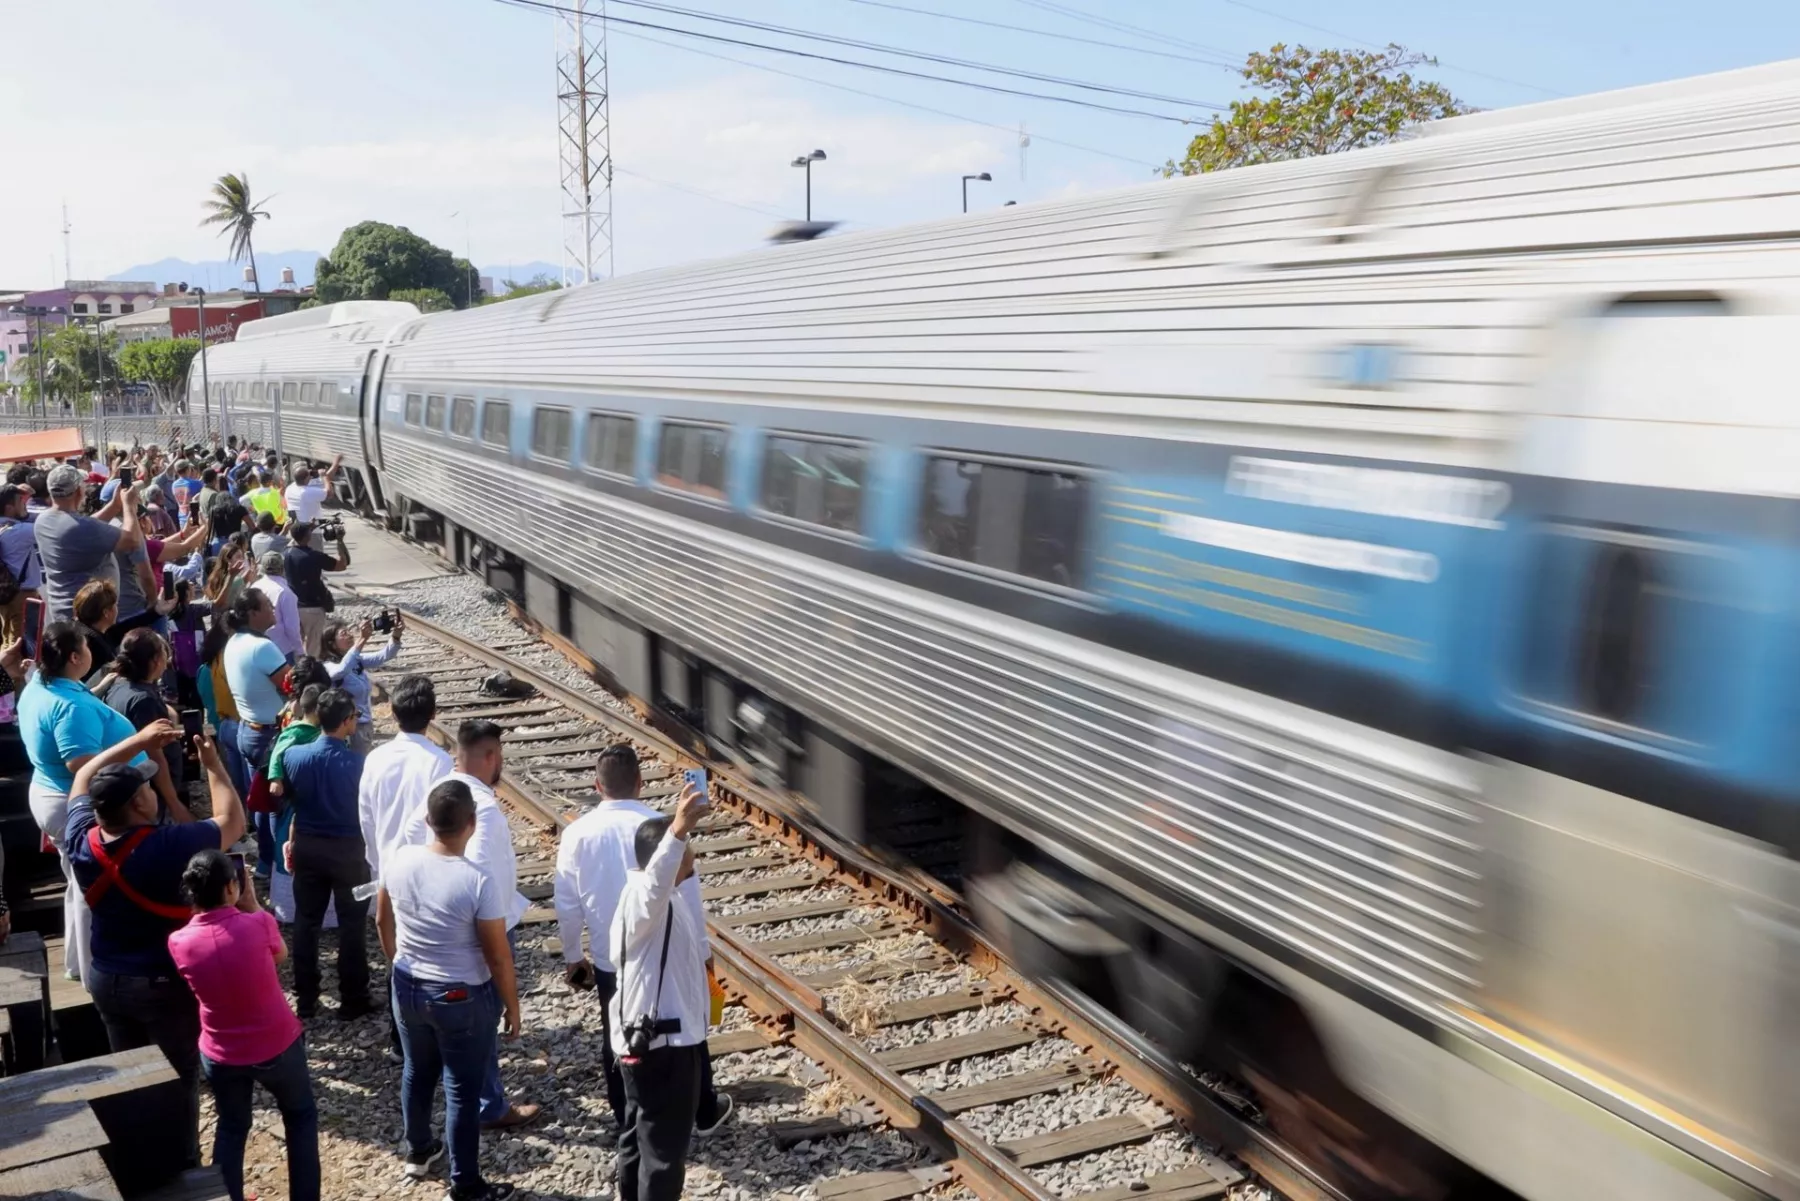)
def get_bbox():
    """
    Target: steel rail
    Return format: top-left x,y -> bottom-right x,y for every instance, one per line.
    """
390,602 -> 1349,1201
